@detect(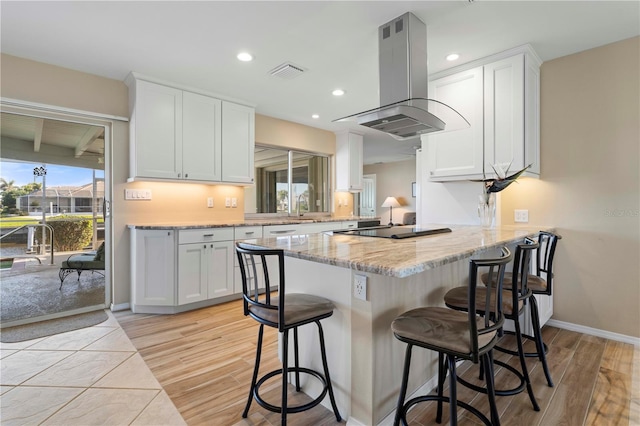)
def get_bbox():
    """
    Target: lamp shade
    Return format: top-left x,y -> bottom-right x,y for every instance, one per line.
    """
381,196 -> 400,208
